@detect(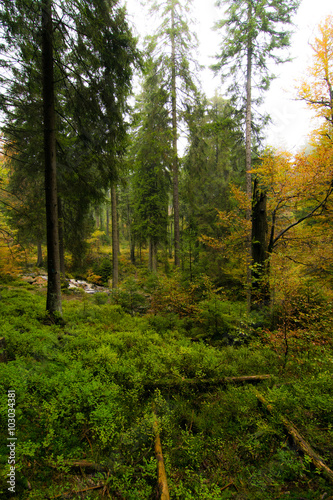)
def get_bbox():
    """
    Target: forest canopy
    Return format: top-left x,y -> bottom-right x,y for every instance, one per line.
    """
1,0 -> 331,314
